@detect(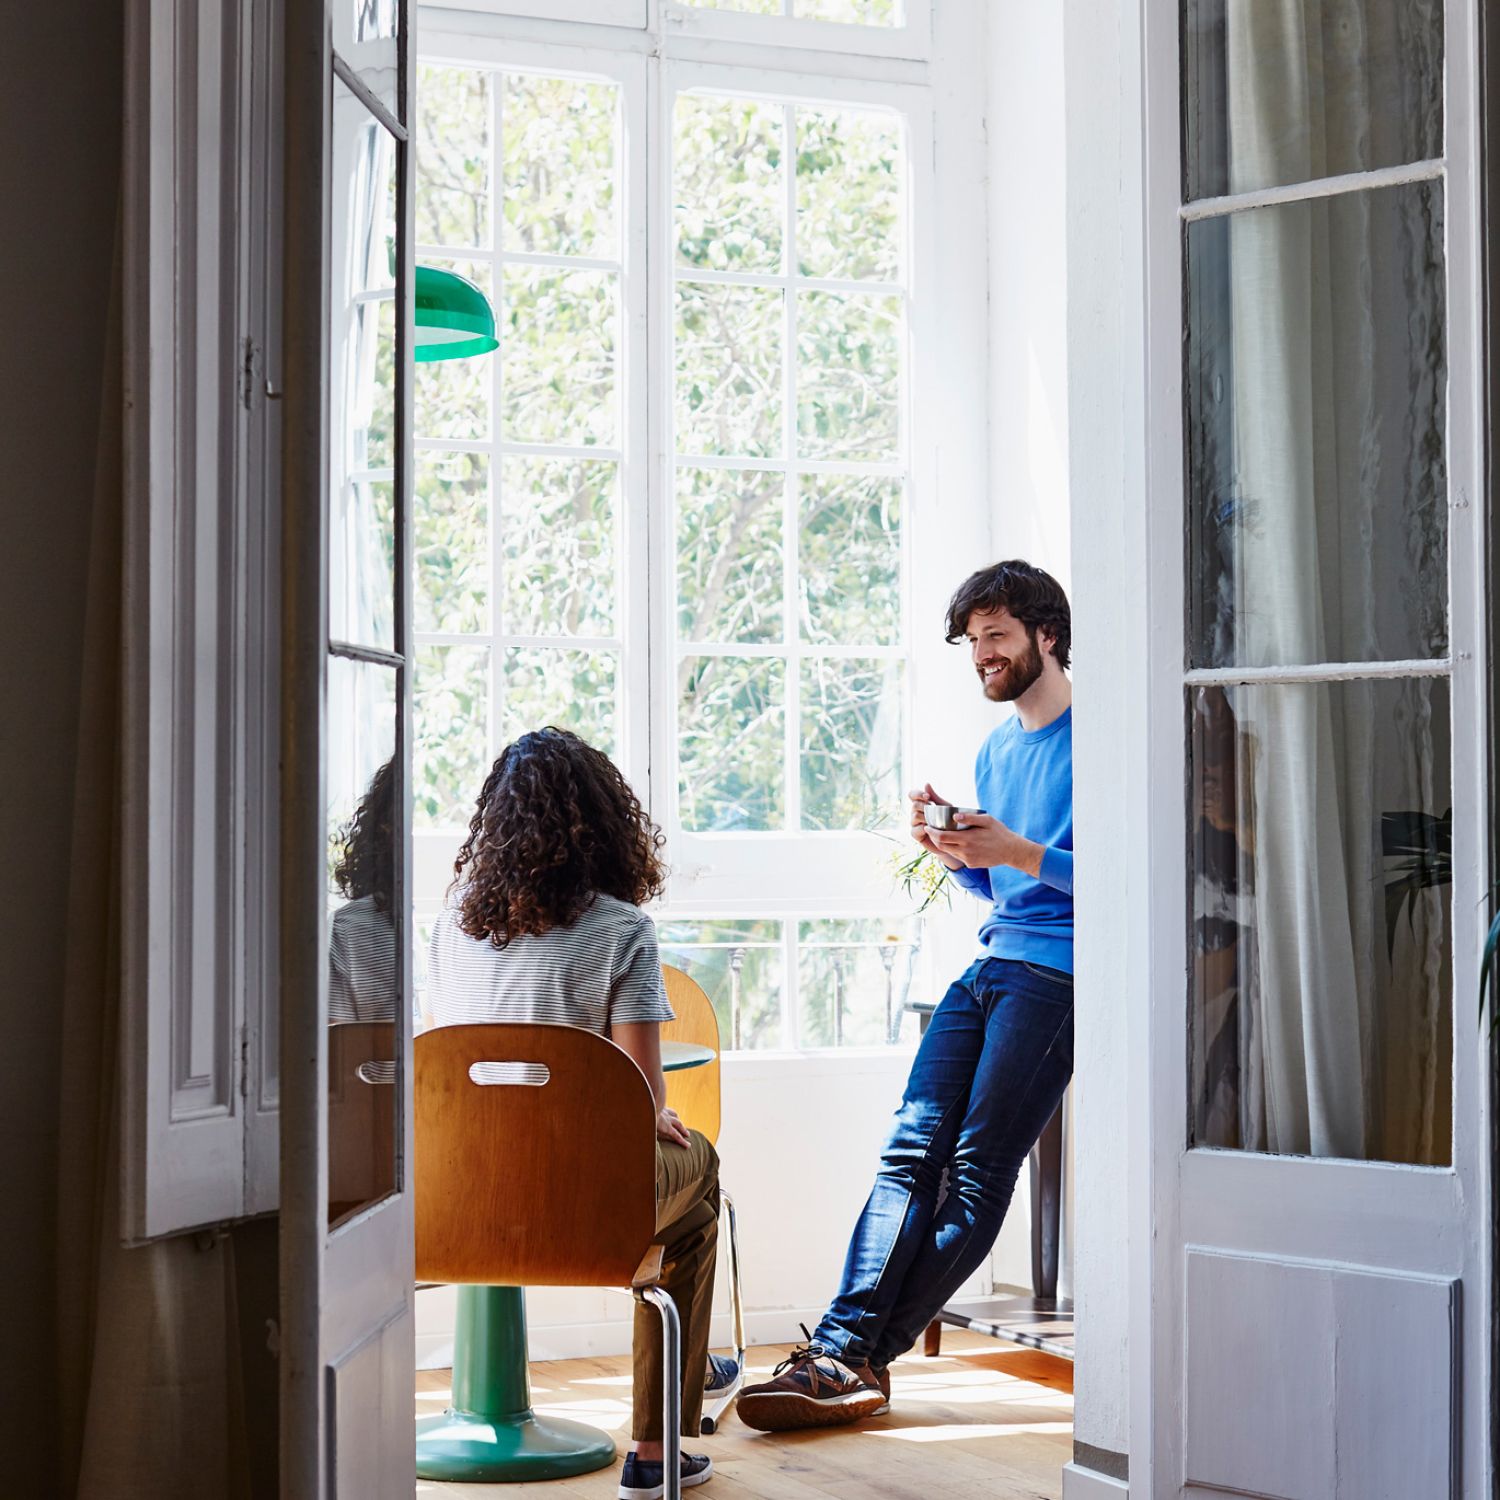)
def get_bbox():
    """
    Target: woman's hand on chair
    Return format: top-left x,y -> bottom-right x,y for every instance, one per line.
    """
656,1105 -> 691,1147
